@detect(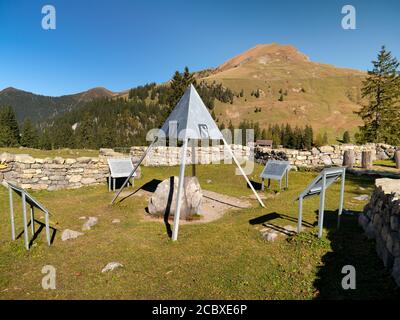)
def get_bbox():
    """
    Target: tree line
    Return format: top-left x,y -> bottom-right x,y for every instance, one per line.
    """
220,120 -> 316,150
